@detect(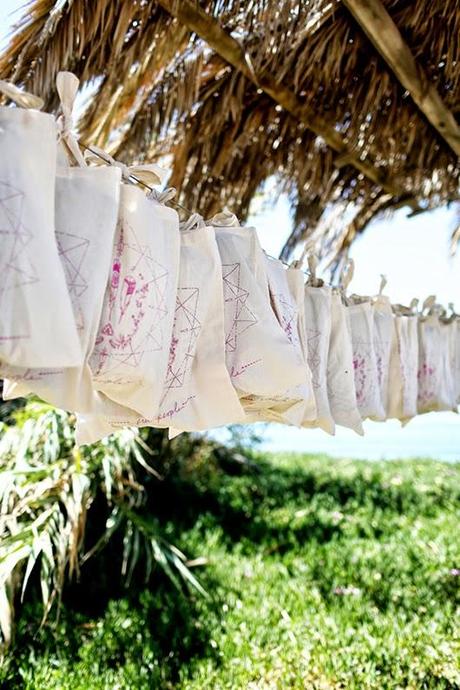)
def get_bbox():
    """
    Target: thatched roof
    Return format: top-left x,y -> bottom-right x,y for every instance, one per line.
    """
1,0 -> 459,262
